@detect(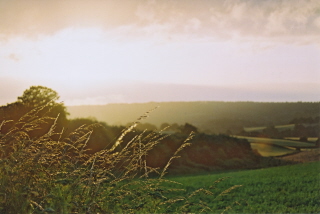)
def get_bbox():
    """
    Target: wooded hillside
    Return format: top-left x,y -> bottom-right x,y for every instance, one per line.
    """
67,102 -> 320,134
